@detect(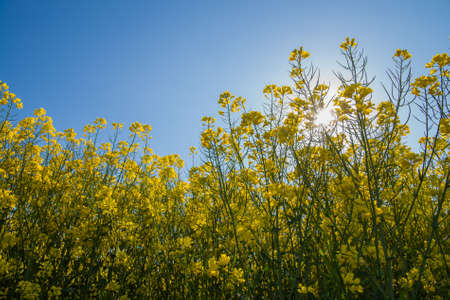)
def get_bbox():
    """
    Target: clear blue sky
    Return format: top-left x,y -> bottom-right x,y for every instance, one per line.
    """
1,0 -> 449,164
